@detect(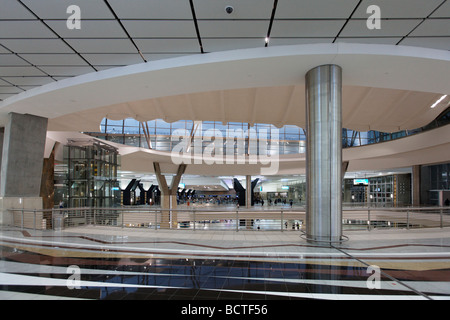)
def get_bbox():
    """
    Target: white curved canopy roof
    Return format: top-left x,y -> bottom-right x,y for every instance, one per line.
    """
1,43 -> 449,133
